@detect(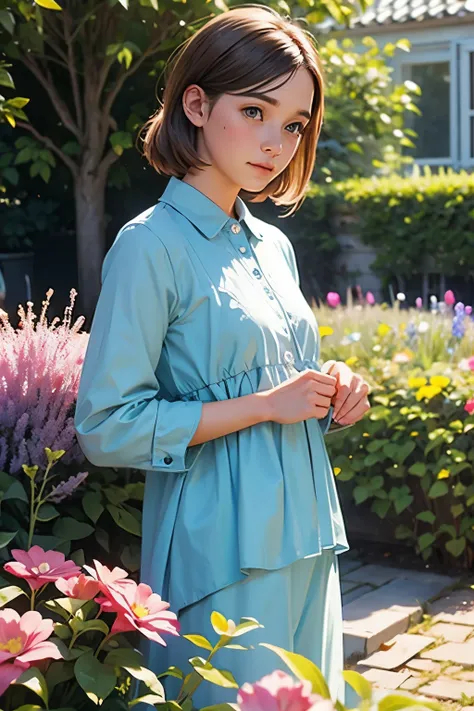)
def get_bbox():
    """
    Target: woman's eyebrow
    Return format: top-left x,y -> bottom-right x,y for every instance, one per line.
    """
239,92 -> 311,120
